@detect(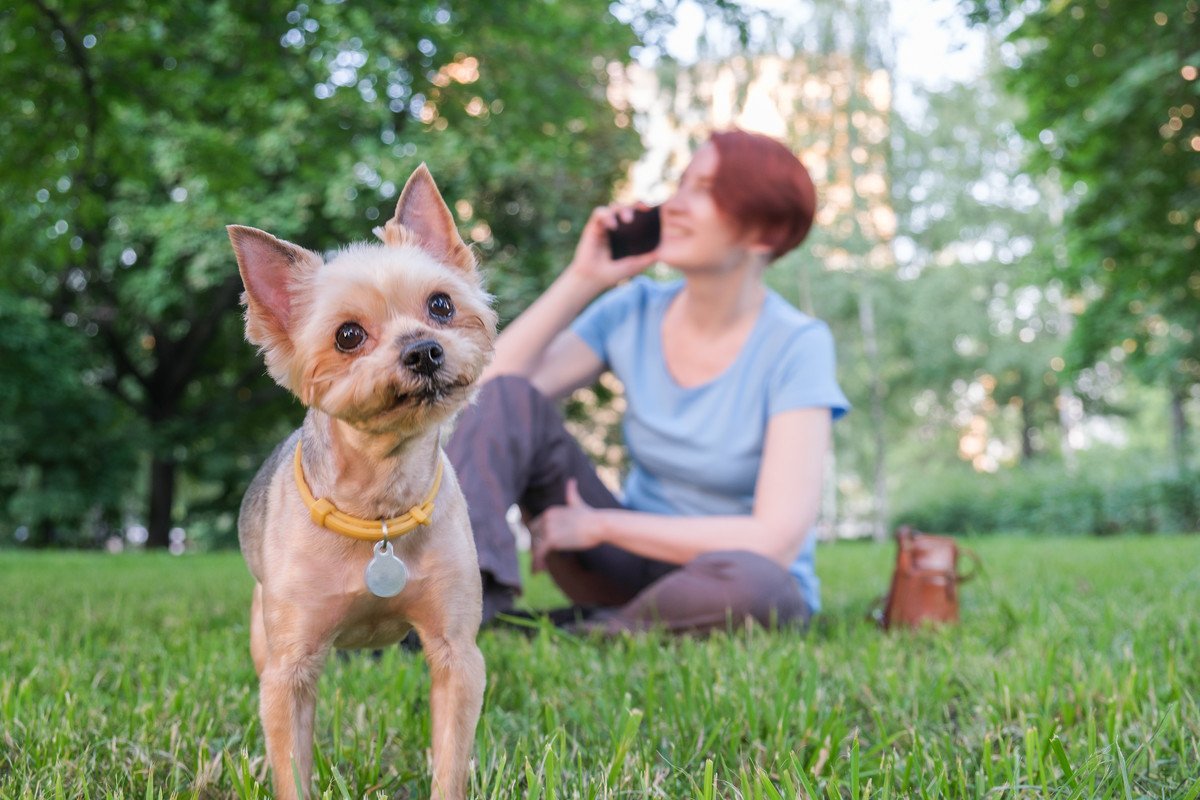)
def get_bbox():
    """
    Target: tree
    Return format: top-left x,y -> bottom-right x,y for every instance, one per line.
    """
888,54 -> 1078,470
962,0 -> 1200,471
0,0 -> 650,545
0,294 -> 136,546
